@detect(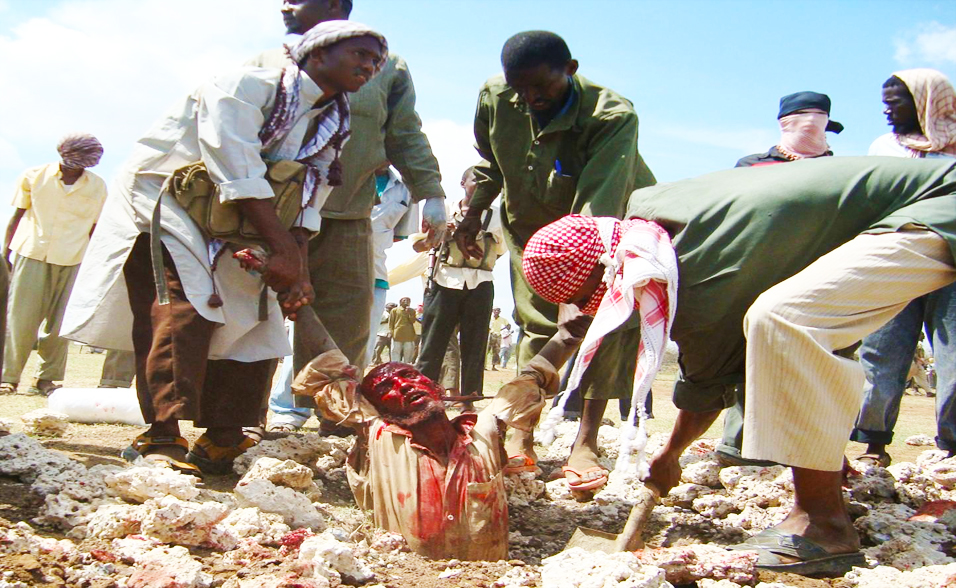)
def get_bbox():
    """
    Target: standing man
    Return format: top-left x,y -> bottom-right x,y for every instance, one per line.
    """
416,166 -> 505,404
850,69 -> 956,465
717,91 -> 844,466
249,0 -> 446,375
389,297 -> 417,363
373,302 -> 397,364
499,323 -> 514,370
454,30 -> 655,492
487,307 -> 509,371
1,134 -> 107,396
63,24 -> 388,475
735,91 -> 843,167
